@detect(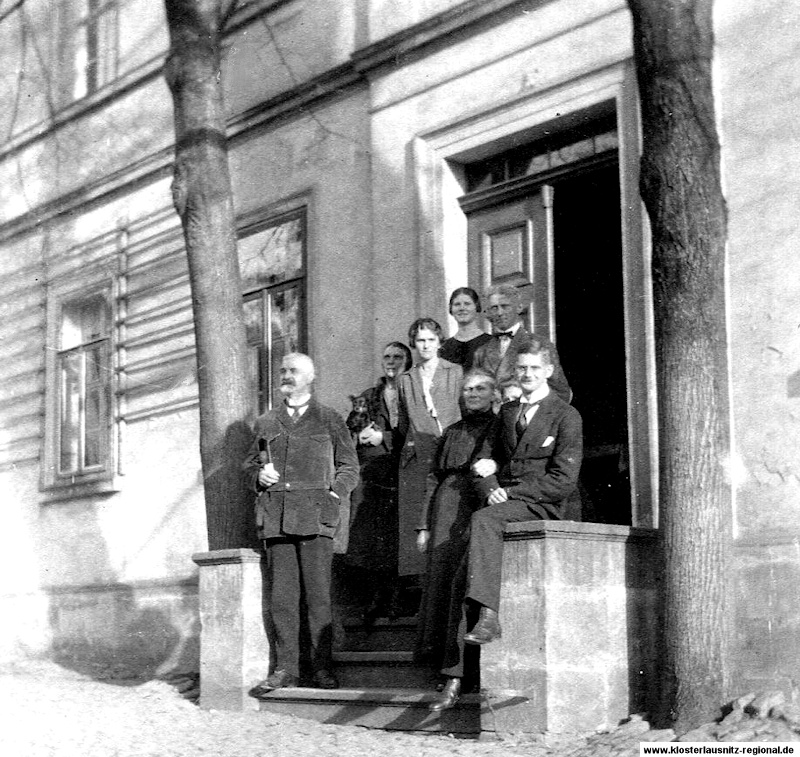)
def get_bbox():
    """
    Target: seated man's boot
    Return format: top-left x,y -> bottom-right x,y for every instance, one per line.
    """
463,606 -> 502,645
429,677 -> 461,711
